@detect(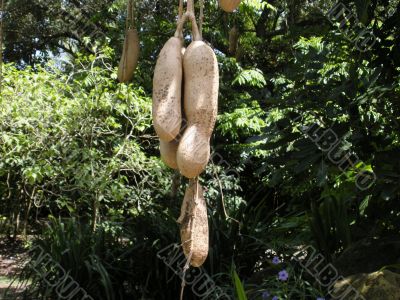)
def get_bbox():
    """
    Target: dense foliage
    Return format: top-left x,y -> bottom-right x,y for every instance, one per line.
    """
1,0 -> 400,299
